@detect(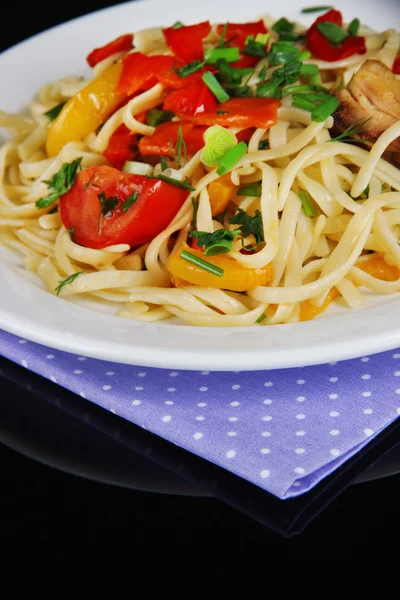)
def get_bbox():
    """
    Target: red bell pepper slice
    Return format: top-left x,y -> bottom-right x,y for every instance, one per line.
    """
230,54 -> 259,69
86,34 -> 134,68
139,121 -> 207,156
117,52 -> 177,96
163,21 -> 211,63
393,56 -> 400,74
103,124 -> 138,169
216,20 -> 268,50
163,82 -> 218,117
306,9 -> 366,62
167,97 -> 280,130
